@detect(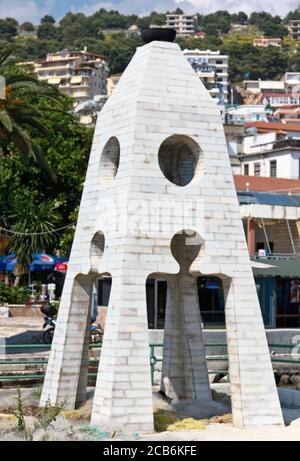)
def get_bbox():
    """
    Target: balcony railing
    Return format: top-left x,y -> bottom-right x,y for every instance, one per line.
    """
251,253 -> 297,260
